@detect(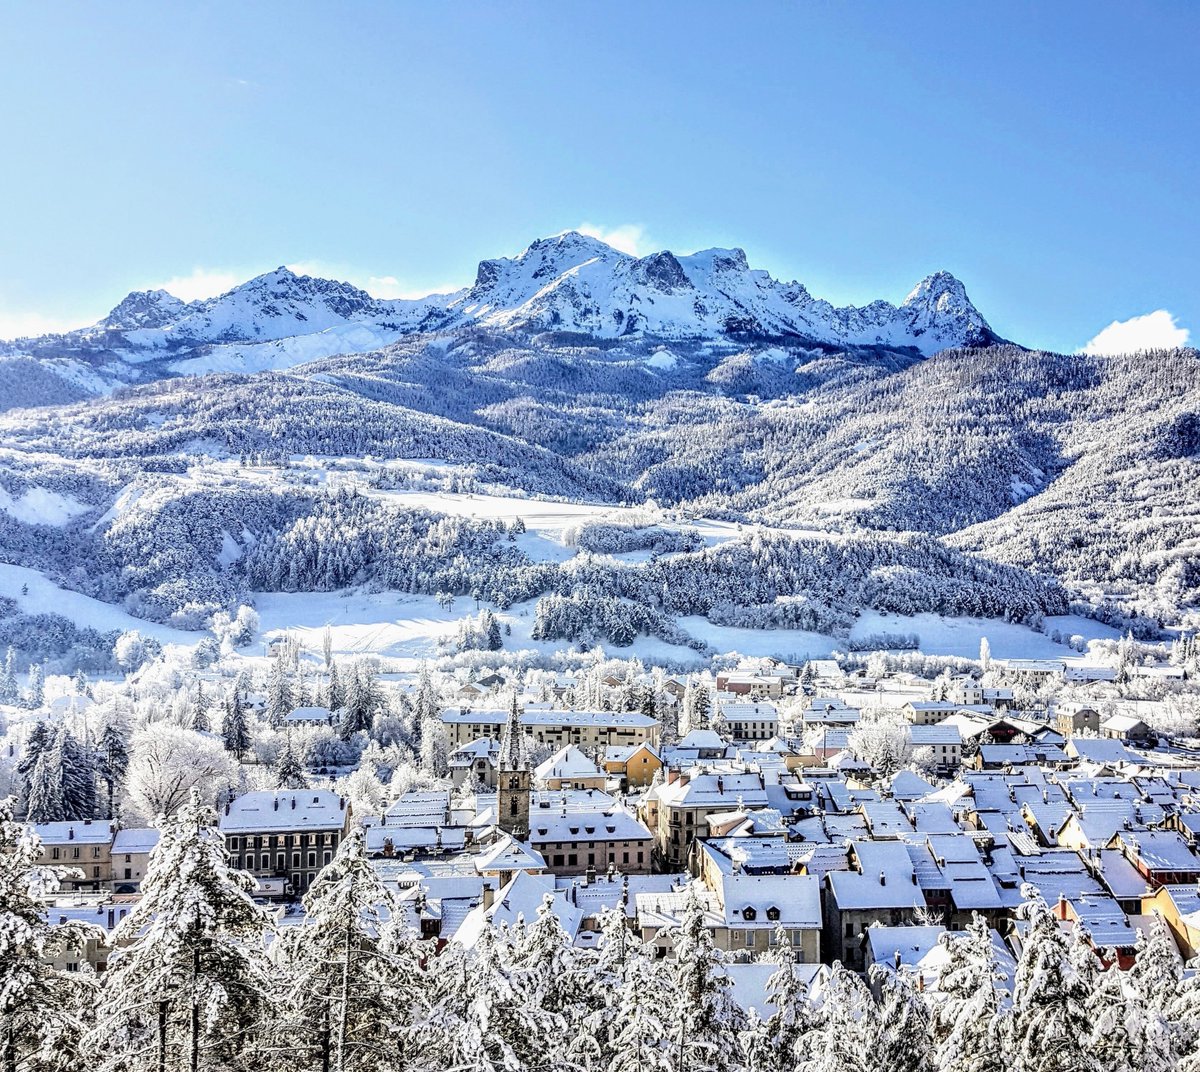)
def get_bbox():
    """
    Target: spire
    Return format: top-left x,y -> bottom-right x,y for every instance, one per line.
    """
499,693 -> 528,772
